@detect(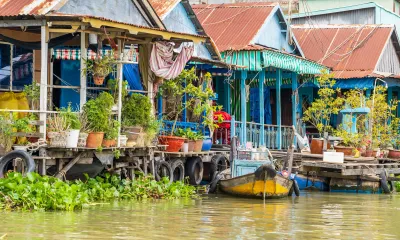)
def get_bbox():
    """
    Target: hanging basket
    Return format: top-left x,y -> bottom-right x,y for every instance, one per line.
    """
93,74 -> 106,85
48,131 -> 67,148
